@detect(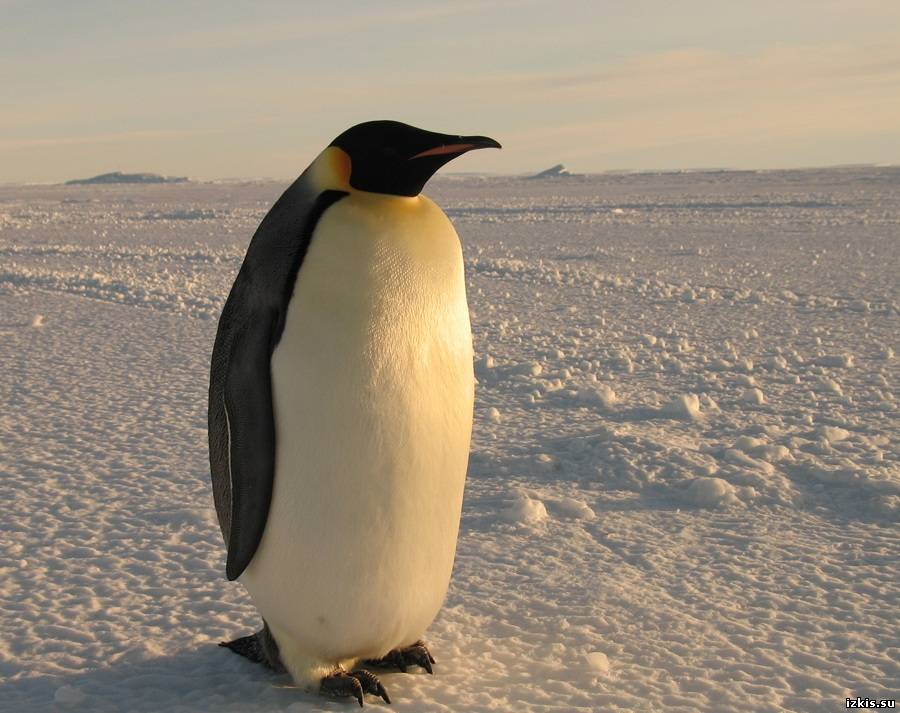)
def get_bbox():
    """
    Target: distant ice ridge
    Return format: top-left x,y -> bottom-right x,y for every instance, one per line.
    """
528,164 -> 577,179
65,171 -> 188,185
